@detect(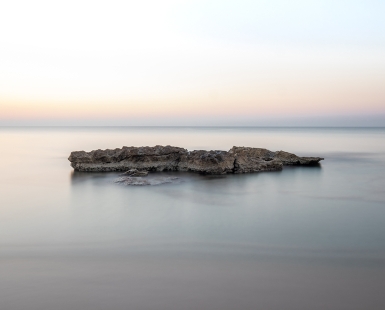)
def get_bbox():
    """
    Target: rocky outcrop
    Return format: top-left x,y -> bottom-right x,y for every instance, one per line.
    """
69,145 -> 323,174
229,147 -> 323,173
273,150 -> 324,165
68,145 -> 186,172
